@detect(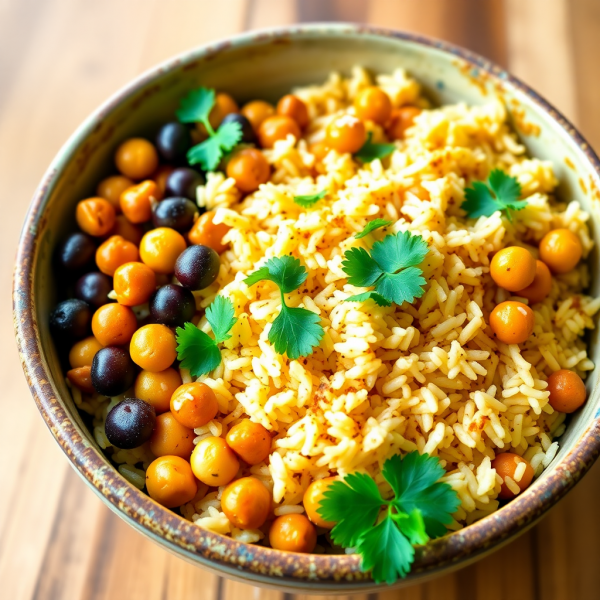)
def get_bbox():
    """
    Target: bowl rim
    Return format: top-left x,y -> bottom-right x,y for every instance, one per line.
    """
13,22 -> 600,590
